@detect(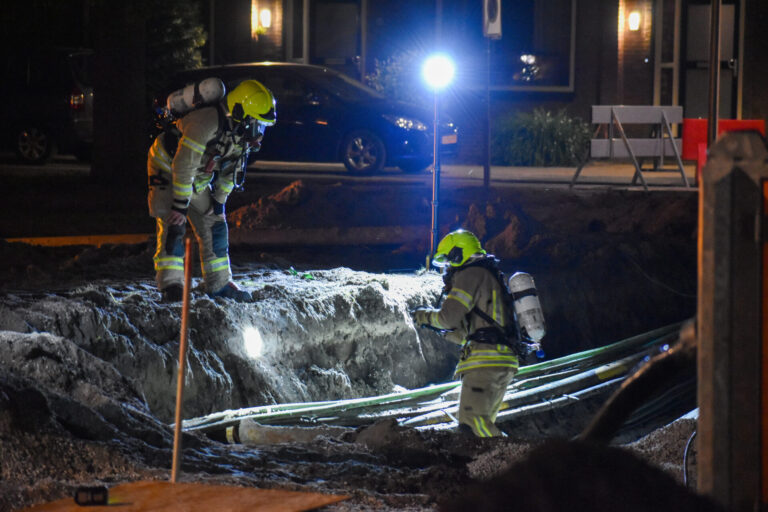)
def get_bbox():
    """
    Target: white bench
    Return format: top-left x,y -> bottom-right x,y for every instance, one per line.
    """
571,105 -> 689,190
